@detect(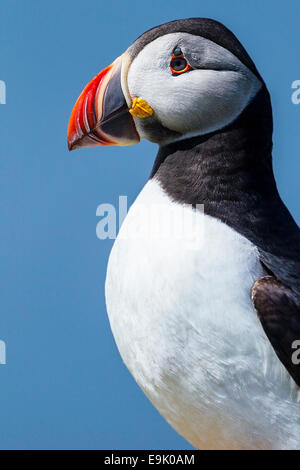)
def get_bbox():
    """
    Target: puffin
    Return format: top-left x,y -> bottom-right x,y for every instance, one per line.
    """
68,18 -> 300,450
